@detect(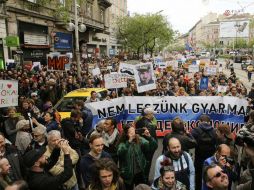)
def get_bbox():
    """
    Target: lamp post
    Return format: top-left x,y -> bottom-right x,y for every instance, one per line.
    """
74,0 -> 81,78
67,0 -> 86,79
234,22 -> 241,51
